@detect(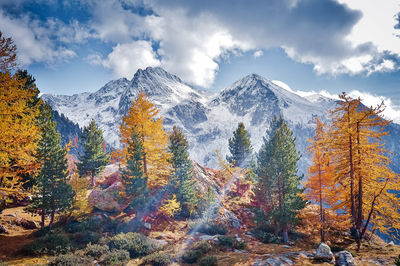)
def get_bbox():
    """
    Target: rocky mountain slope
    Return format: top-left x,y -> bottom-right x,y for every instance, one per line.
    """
41,67 -> 400,172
